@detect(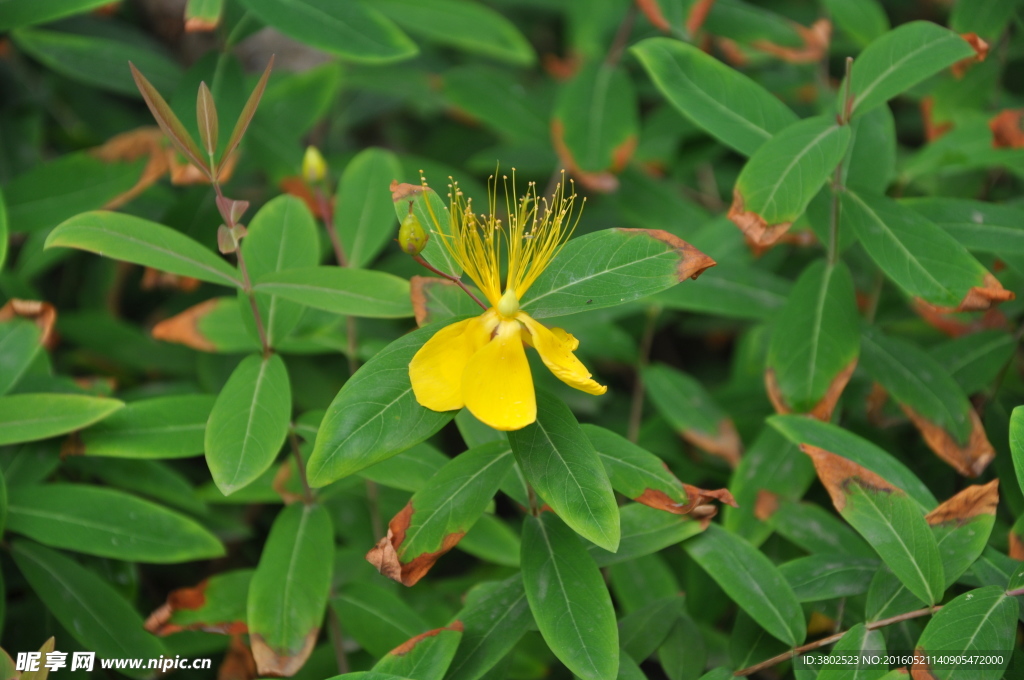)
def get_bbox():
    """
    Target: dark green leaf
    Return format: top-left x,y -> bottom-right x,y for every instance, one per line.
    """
332,584 -> 431,657
817,624 -> 886,680
930,331 -> 1016,395
656,263 -> 790,320
336,148 -> 404,268
0,0 -> 119,30
589,503 -> 705,567
915,587 -> 1017,680
902,198 -> 1024,256
779,555 -> 880,602
0,318 -> 42,395
554,62 -> 637,173
446,576 -> 533,680
618,596 -> 684,662
79,394 -> 214,459
643,363 -> 739,462
0,393 -> 123,446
